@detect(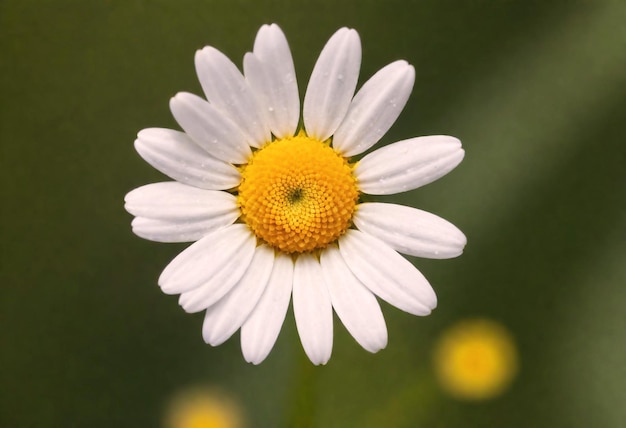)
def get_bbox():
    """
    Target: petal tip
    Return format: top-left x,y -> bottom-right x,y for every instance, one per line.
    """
308,353 -> 330,366
242,348 -> 268,365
